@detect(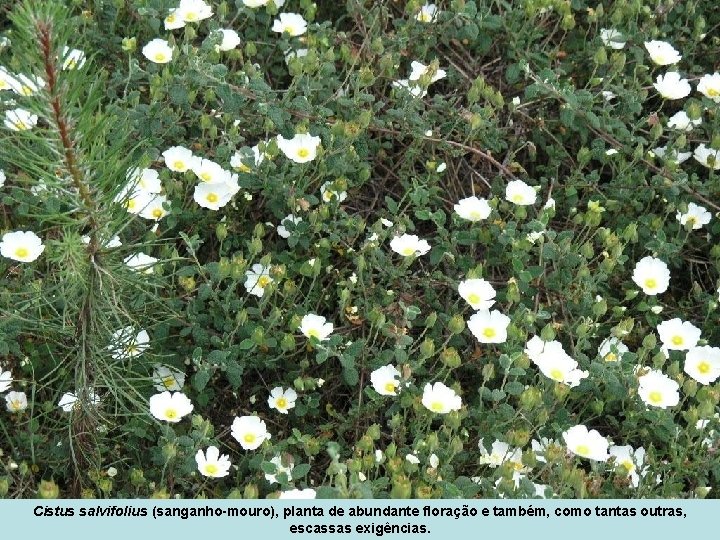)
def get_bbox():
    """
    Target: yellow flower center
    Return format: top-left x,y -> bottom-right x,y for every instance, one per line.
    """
644,278 -> 657,290
185,12 -> 198,21
648,391 -> 663,404
384,381 -> 398,394
697,361 -> 711,374
21,85 -> 33,96
482,327 -> 496,338
276,397 -> 288,409
430,401 -> 444,412
67,59 -> 77,69
204,463 -> 218,475
284,25 -> 296,35
166,13 -> 176,23
604,352 -> 617,362
14,121 -> 28,130
550,368 -> 564,382
173,160 -> 185,170
206,193 -> 218,203
14,247 -> 29,259
243,433 -> 256,444
707,88 -> 719,97
467,293 -> 481,305
165,408 -> 178,420
200,172 -> 212,182
162,376 -> 177,389
296,148 -> 310,159
686,216 -> 697,226
512,194 -> 524,203
671,335 -> 683,346
419,12 -> 432,22
127,199 -> 136,210
401,247 -> 416,256
154,52 -> 167,62
257,275 -> 270,288
152,208 -> 164,219
9,399 -> 23,411
308,329 -> 320,339
575,444 -> 590,457
469,211 -> 482,219
621,460 -> 635,472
